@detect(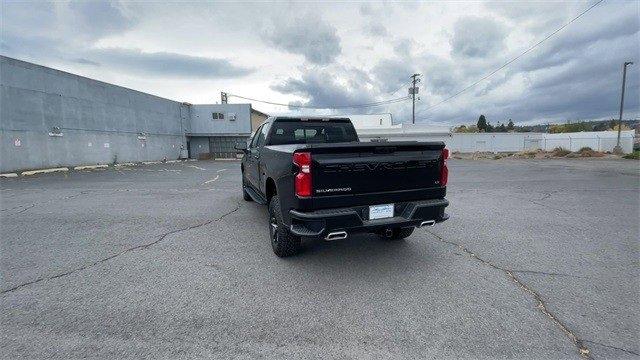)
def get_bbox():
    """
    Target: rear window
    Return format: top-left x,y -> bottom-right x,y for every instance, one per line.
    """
268,121 -> 358,145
